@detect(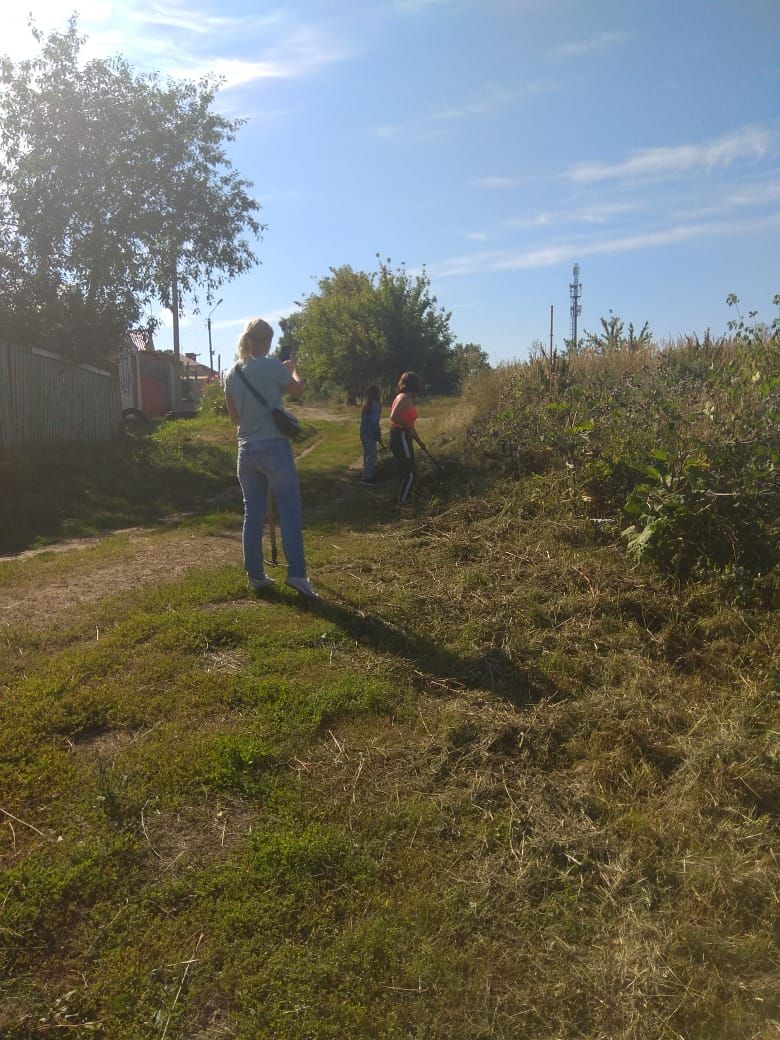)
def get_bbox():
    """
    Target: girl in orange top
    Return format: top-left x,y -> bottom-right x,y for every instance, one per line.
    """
389,371 -> 427,504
